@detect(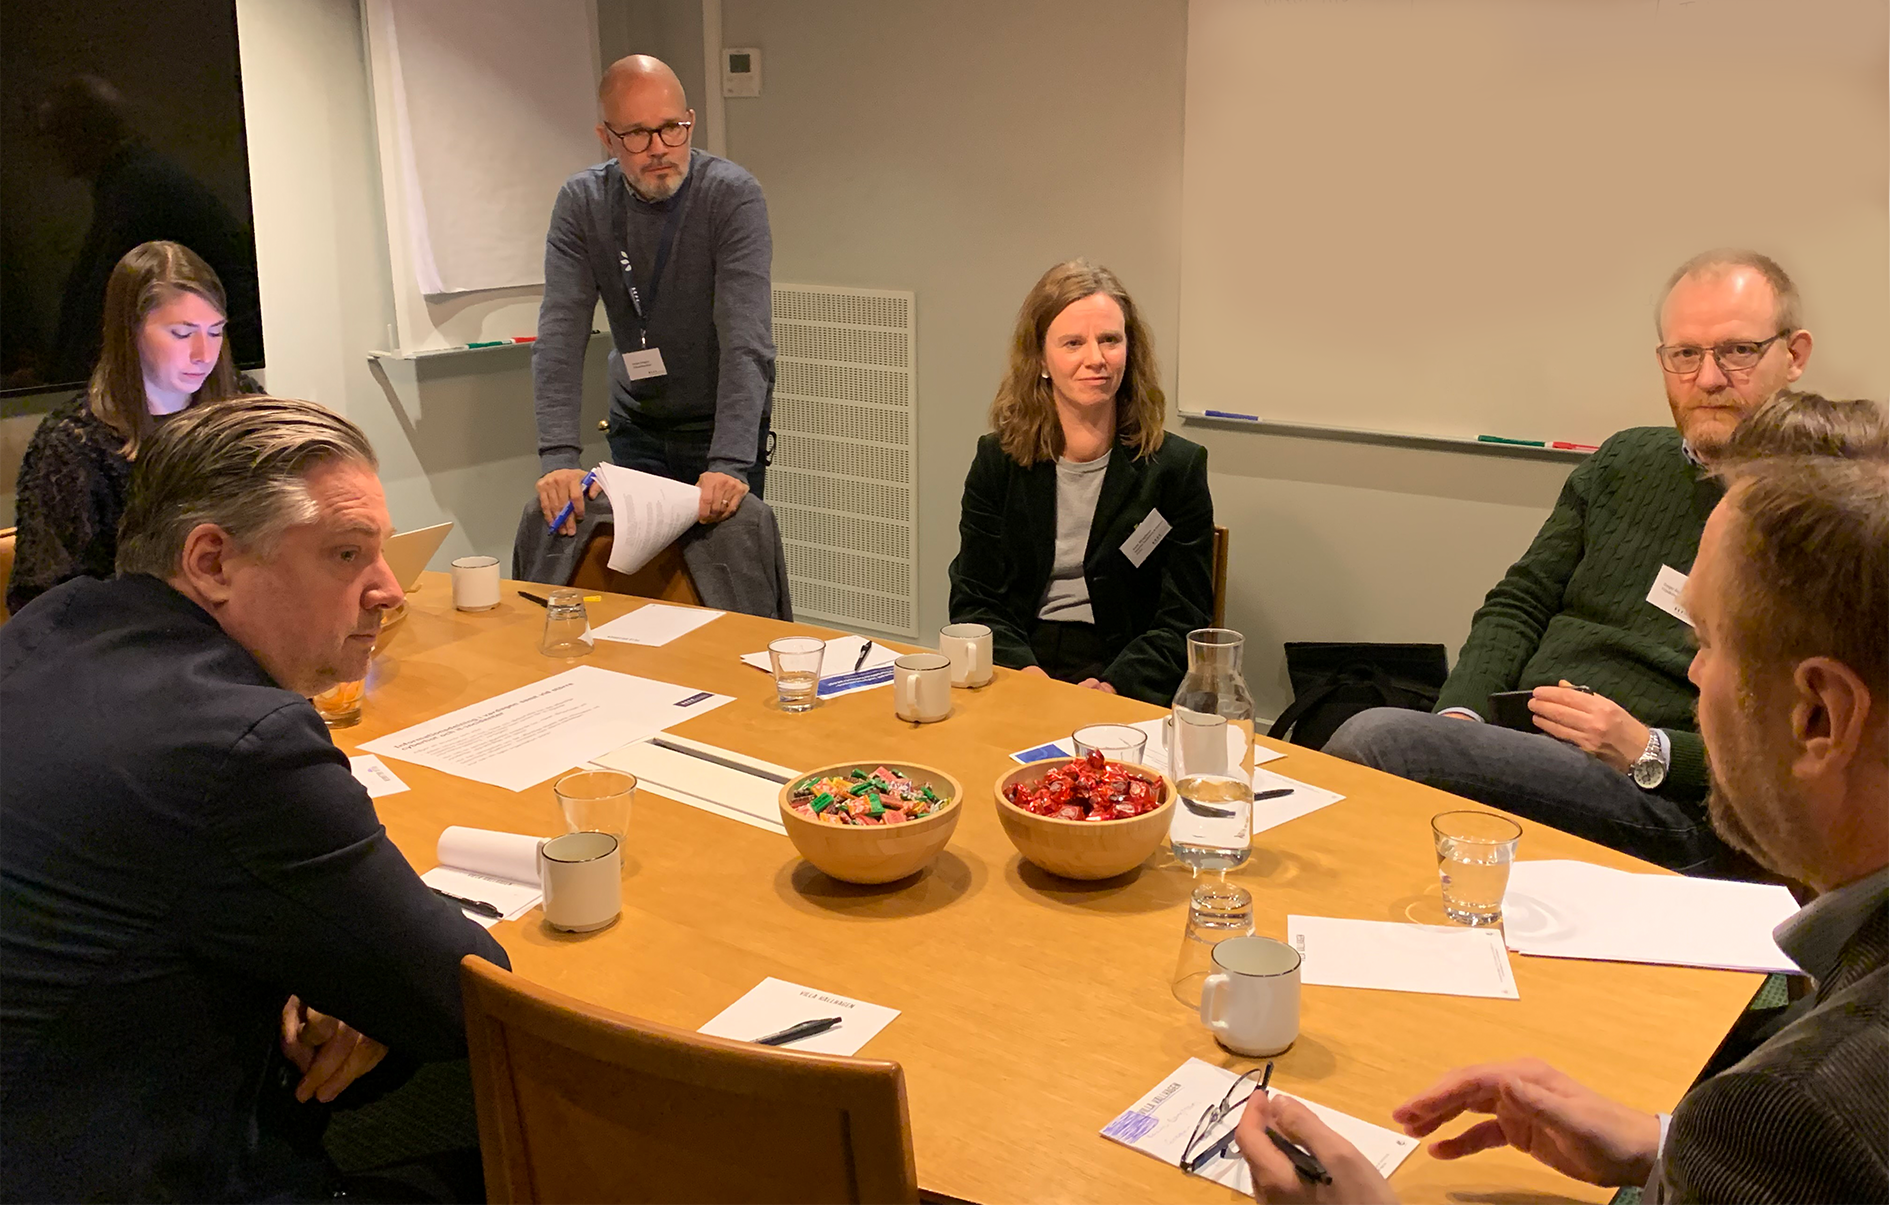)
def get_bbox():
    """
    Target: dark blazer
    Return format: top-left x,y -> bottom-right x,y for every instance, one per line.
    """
947,431 -> 1214,705
0,575 -> 510,1203
1652,901 -> 1887,1203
